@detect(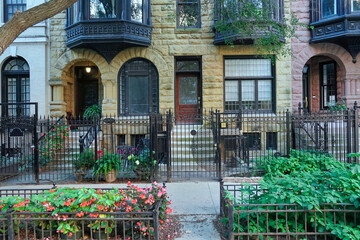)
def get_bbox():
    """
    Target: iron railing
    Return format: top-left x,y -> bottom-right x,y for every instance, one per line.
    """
0,107 -> 358,183
220,182 -> 360,240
